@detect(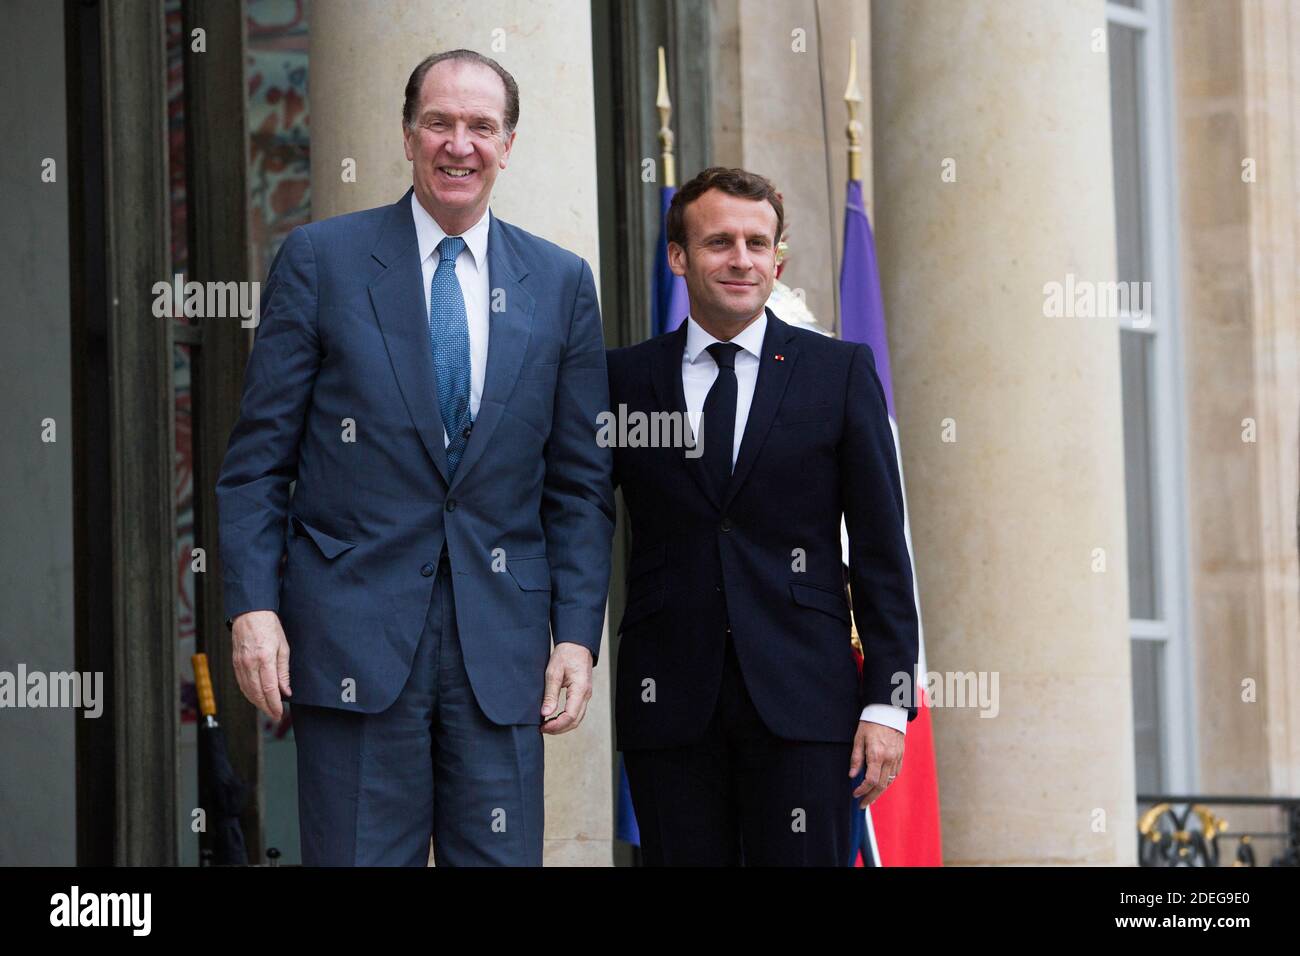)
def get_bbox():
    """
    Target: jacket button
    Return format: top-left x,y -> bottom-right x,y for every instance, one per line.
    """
720,517 -> 732,532
421,563 -> 435,577
445,499 -> 457,512
714,584 -> 722,593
